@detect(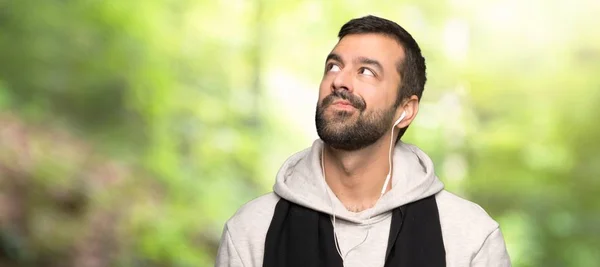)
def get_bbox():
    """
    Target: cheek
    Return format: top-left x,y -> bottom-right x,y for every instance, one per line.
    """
359,81 -> 396,104
357,87 -> 389,111
355,84 -> 377,100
